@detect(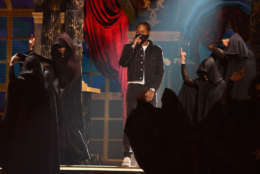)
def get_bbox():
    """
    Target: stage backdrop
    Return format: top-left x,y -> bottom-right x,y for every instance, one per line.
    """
84,0 -> 128,119
83,0 -> 252,107
82,3 -> 252,164
0,0 -> 253,165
